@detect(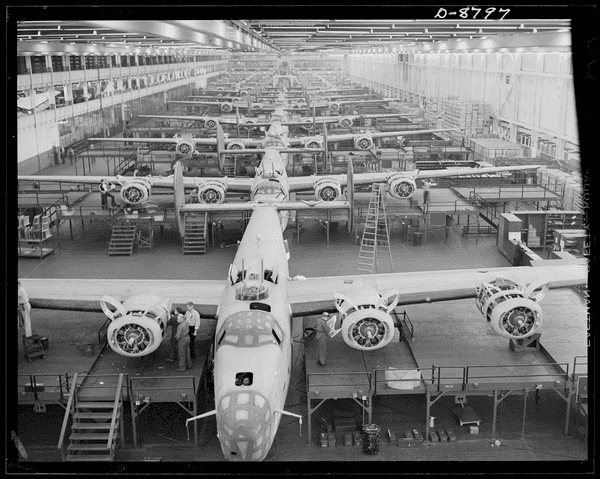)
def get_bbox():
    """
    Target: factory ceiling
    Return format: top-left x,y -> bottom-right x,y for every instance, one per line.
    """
16,18 -> 570,55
